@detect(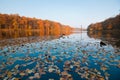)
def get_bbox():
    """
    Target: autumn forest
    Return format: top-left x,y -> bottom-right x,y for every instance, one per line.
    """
87,14 -> 120,31
0,13 -> 73,35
